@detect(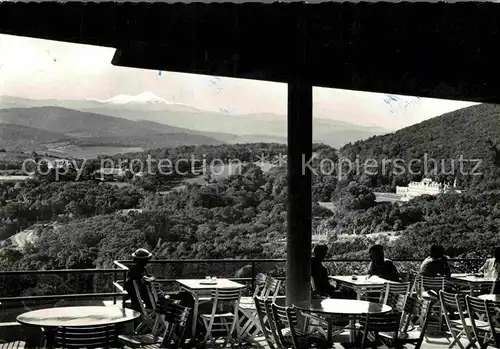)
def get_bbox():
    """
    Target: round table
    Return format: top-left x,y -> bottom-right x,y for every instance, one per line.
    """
294,299 -> 392,343
17,306 -> 140,348
479,294 -> 500,302
295,298 -> 392,316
